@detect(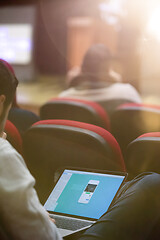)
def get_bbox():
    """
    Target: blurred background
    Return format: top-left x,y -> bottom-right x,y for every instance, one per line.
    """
1,0 -> 160,114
